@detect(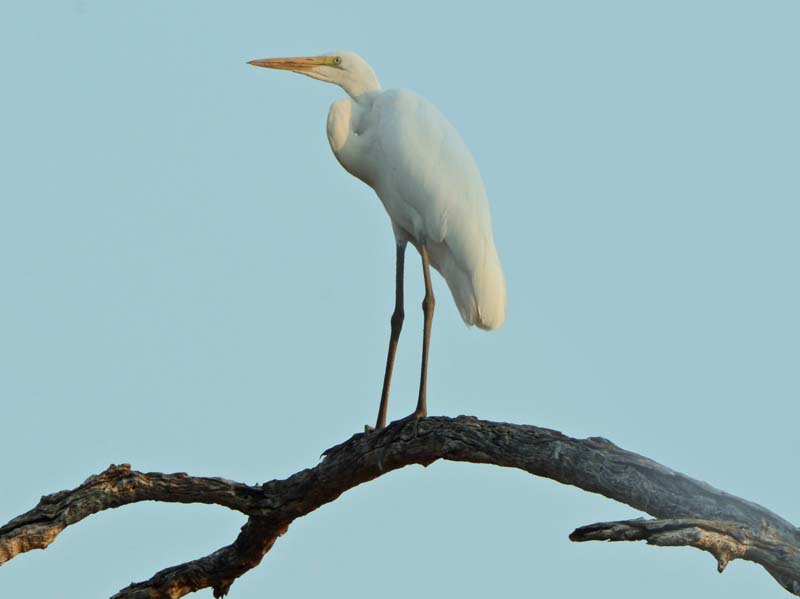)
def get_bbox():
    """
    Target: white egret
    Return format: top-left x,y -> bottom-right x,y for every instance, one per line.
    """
248,51 -> 506,430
